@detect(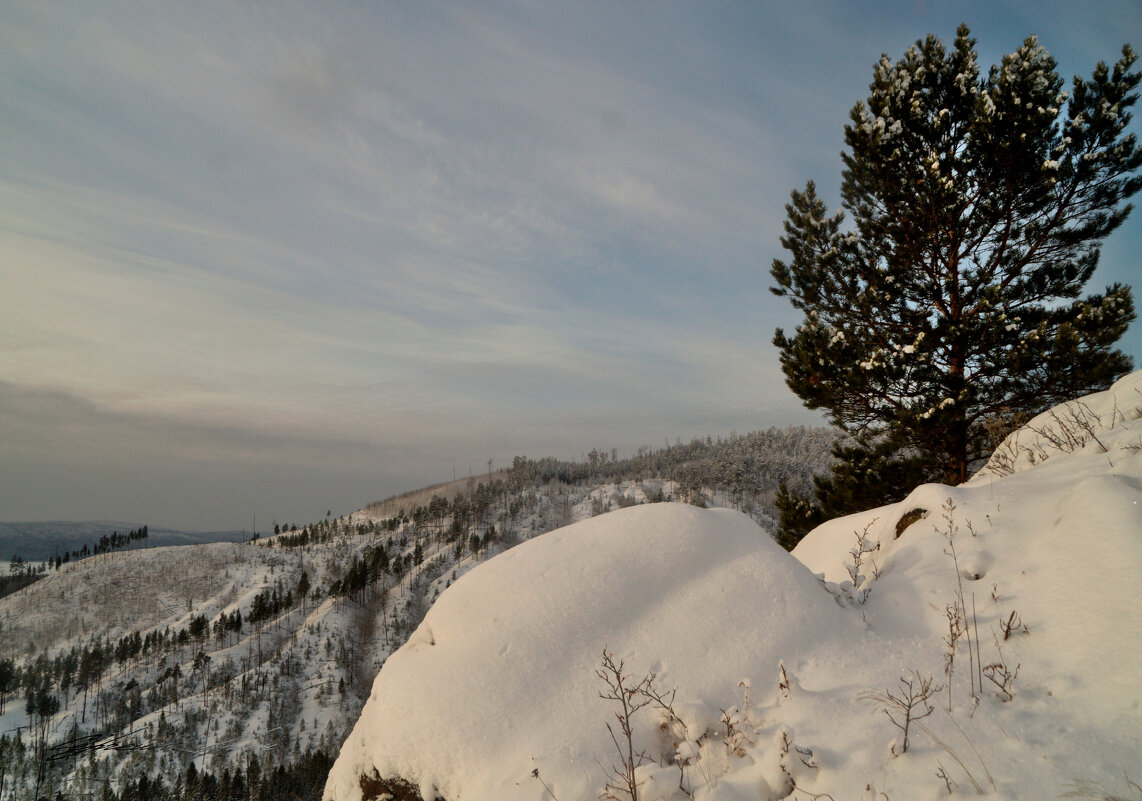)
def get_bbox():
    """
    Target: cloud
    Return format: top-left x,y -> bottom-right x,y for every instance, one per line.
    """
1,0 -> 1138,527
